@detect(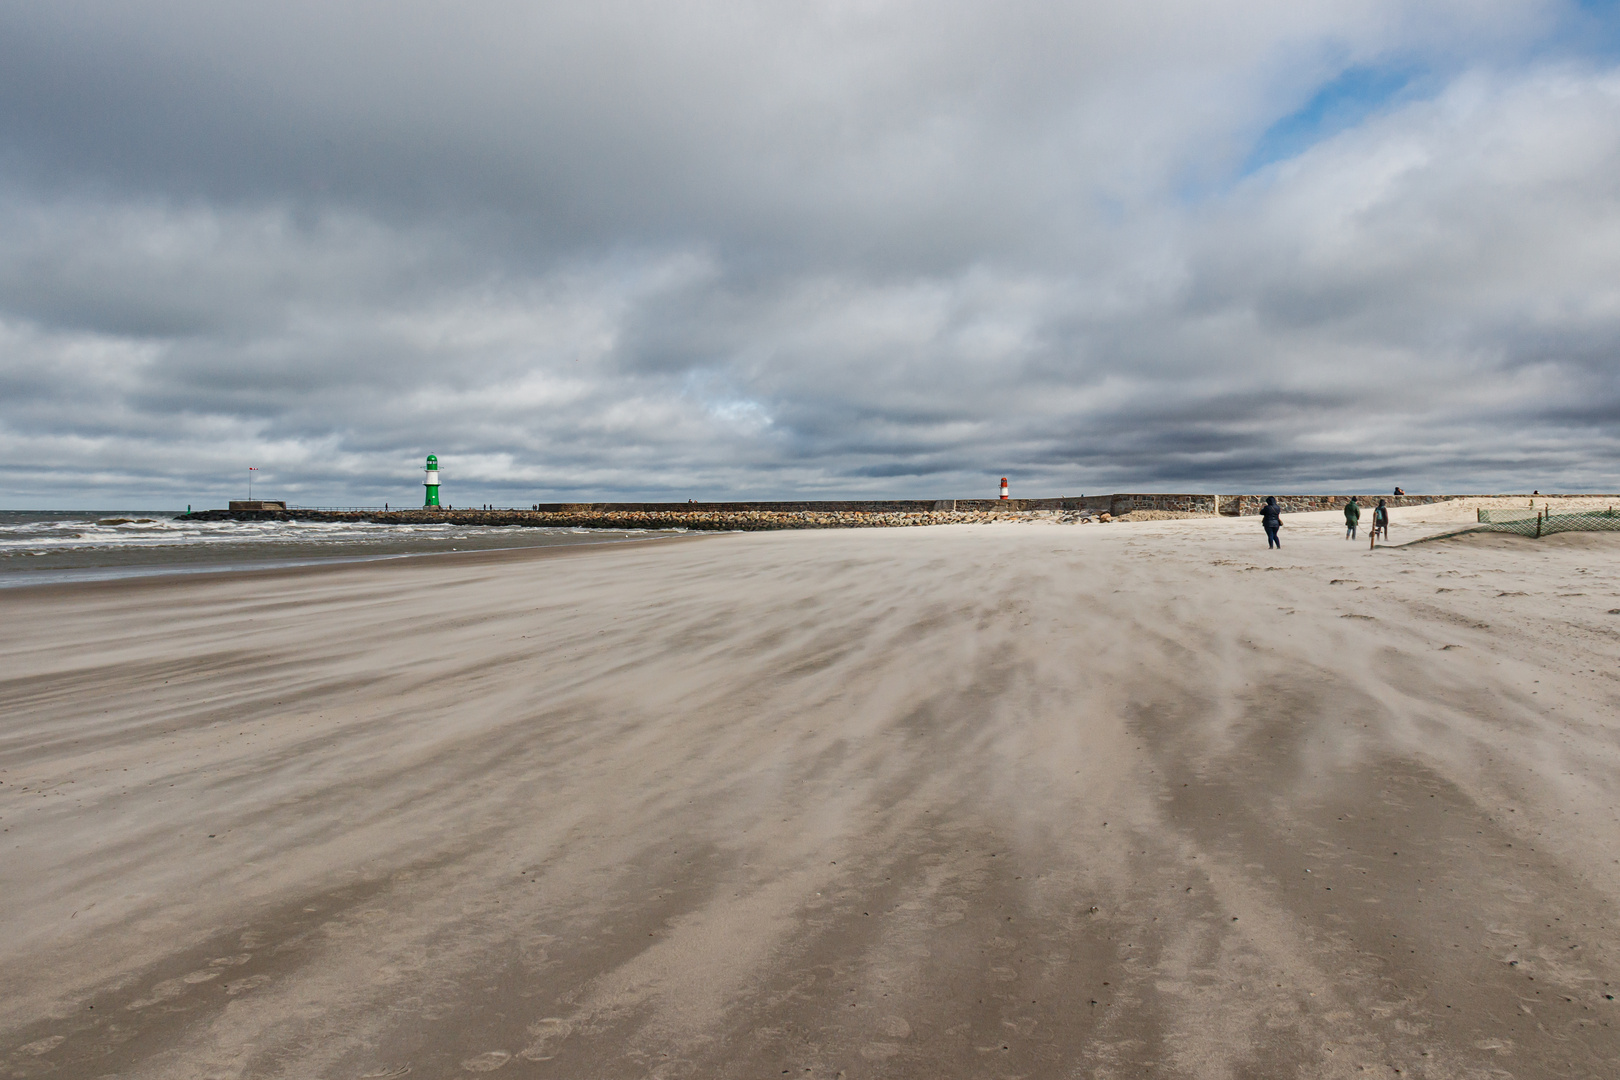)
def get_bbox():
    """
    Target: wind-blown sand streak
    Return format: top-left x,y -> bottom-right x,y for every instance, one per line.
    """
2,512 -> 1618,1078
